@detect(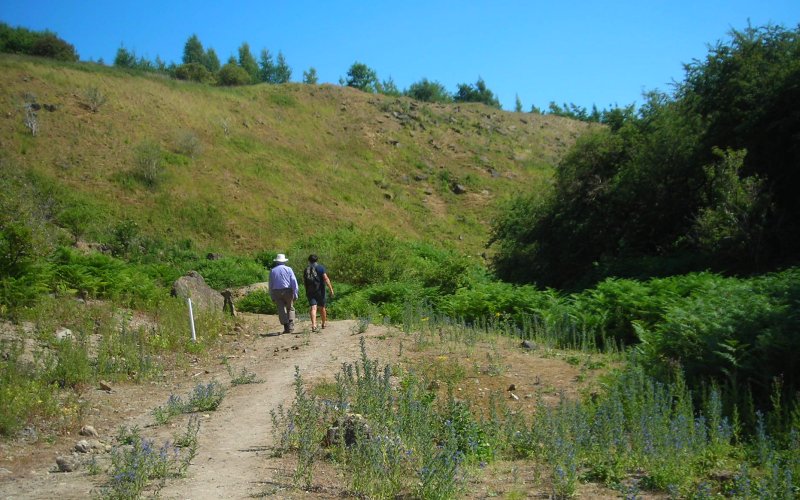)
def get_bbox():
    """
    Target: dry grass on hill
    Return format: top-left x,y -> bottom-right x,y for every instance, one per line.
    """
0,54 -> 594,255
